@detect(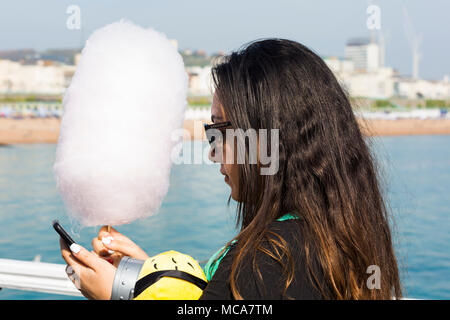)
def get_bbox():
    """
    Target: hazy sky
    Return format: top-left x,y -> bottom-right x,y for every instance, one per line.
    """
1,0 -> 448,79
